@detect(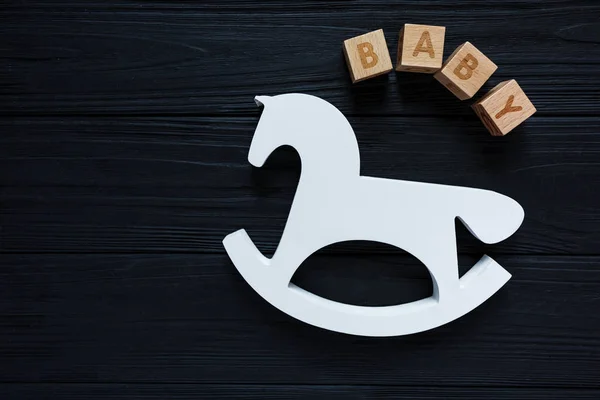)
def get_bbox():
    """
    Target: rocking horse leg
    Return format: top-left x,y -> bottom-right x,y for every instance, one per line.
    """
223,229 -> 270,268
268,233 -> 315,284
223,228 -> 312,288
422,230 -> 461,303
429,258 -> 460,303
